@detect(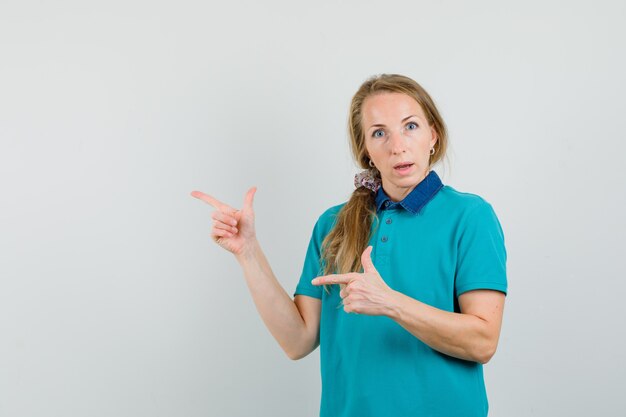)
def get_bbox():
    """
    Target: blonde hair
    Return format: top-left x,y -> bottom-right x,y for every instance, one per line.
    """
320,74 -> 448,295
